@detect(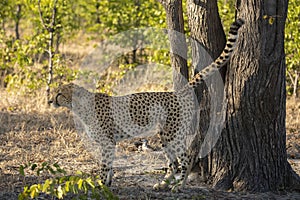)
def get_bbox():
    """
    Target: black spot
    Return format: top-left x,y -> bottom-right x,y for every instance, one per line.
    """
226,43 -> 233,49
229,30 -> 237,35
215,61 -> 222,65
228,38 -> 236,43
